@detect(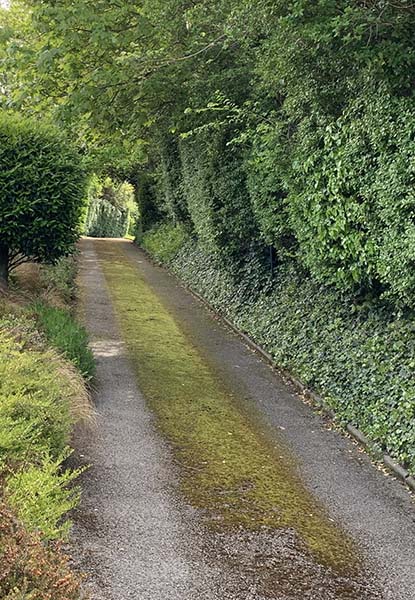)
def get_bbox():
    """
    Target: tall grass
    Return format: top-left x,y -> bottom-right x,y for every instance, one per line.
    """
32,302 -> 95,380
